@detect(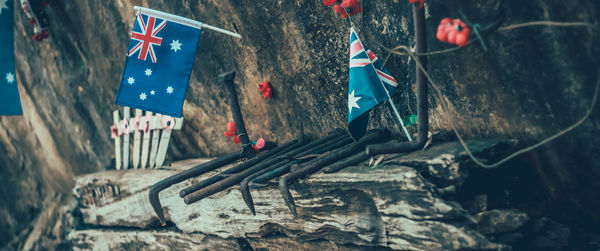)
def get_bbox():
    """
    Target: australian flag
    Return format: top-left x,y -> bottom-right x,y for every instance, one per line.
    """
0,0 -> 23,115
115,11 -> 202,117
347,28 -> 399,140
